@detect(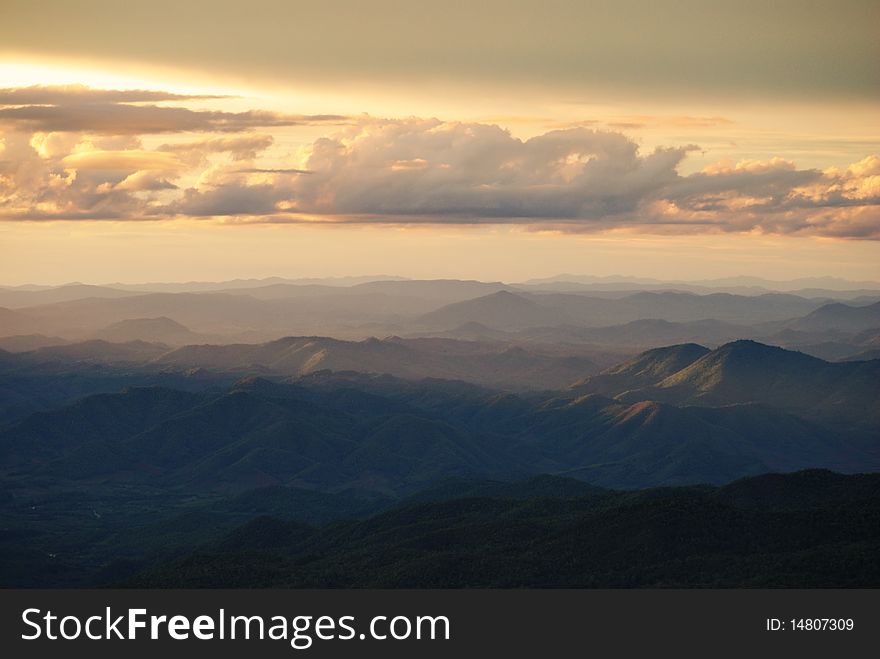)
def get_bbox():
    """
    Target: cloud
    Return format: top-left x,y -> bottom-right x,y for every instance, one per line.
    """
233,167 -> 312,174
0,85 -> 345,221
0,85 -> 347,134
61,149 -> 184,171
0,84 -> 226,105
0,130 -> 174,220
283,119 -> 695,219
157,135 -> 275,165
606,115 -> 735,129
0,104 -> 344,134
115,171 -> 178,192
1,112 -> 877,239
174,182 -> 282,216
166,118 -> 880,238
